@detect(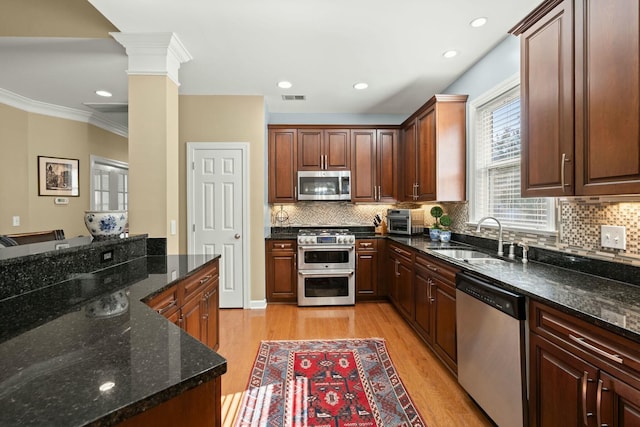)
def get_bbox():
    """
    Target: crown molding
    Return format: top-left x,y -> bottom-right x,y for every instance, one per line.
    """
0,88 -> 128,137
110,32 -> 193,86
